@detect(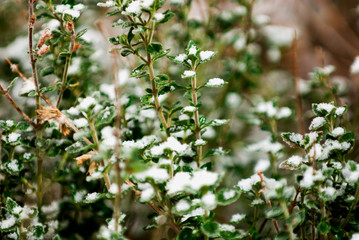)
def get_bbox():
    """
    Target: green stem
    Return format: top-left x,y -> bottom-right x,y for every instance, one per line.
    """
343,183 -> 359,227
280,200 -> 295,240
191,73 -> 202,168
56,27 -> 76,108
